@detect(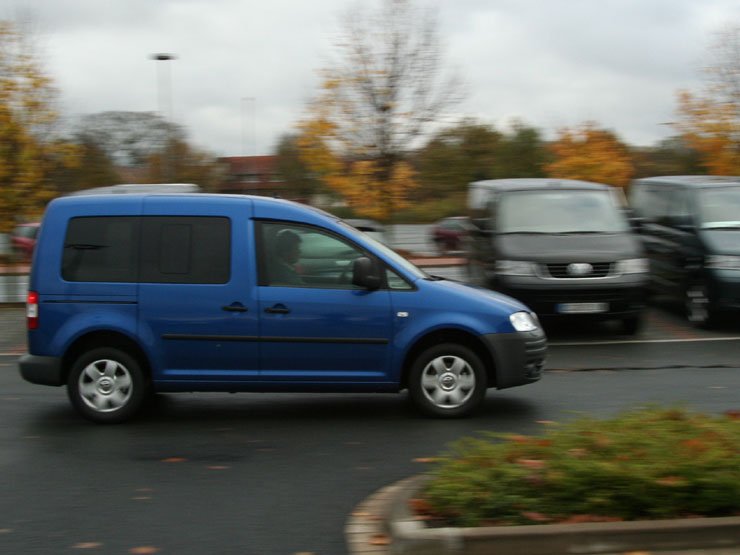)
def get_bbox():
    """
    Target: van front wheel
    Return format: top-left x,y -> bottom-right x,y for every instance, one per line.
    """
408,344 -> 486,418
67,347 -> 148,424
